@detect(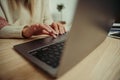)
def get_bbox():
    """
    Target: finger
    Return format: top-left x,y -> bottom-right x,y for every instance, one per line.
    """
39,24 -> 52,33
58,23 -> 65,34
51,23 -> 59,35
51,34 -> 57,38
63,26 -> 66,33
31,24 -> 56,38
42,30 -> 57,38
59,23 -> 66,33
60,23 -> 66,33
44,24 -> 57,35
42,30 -> 50,34
39,24 -> 57,35
61,24 -> 66,33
